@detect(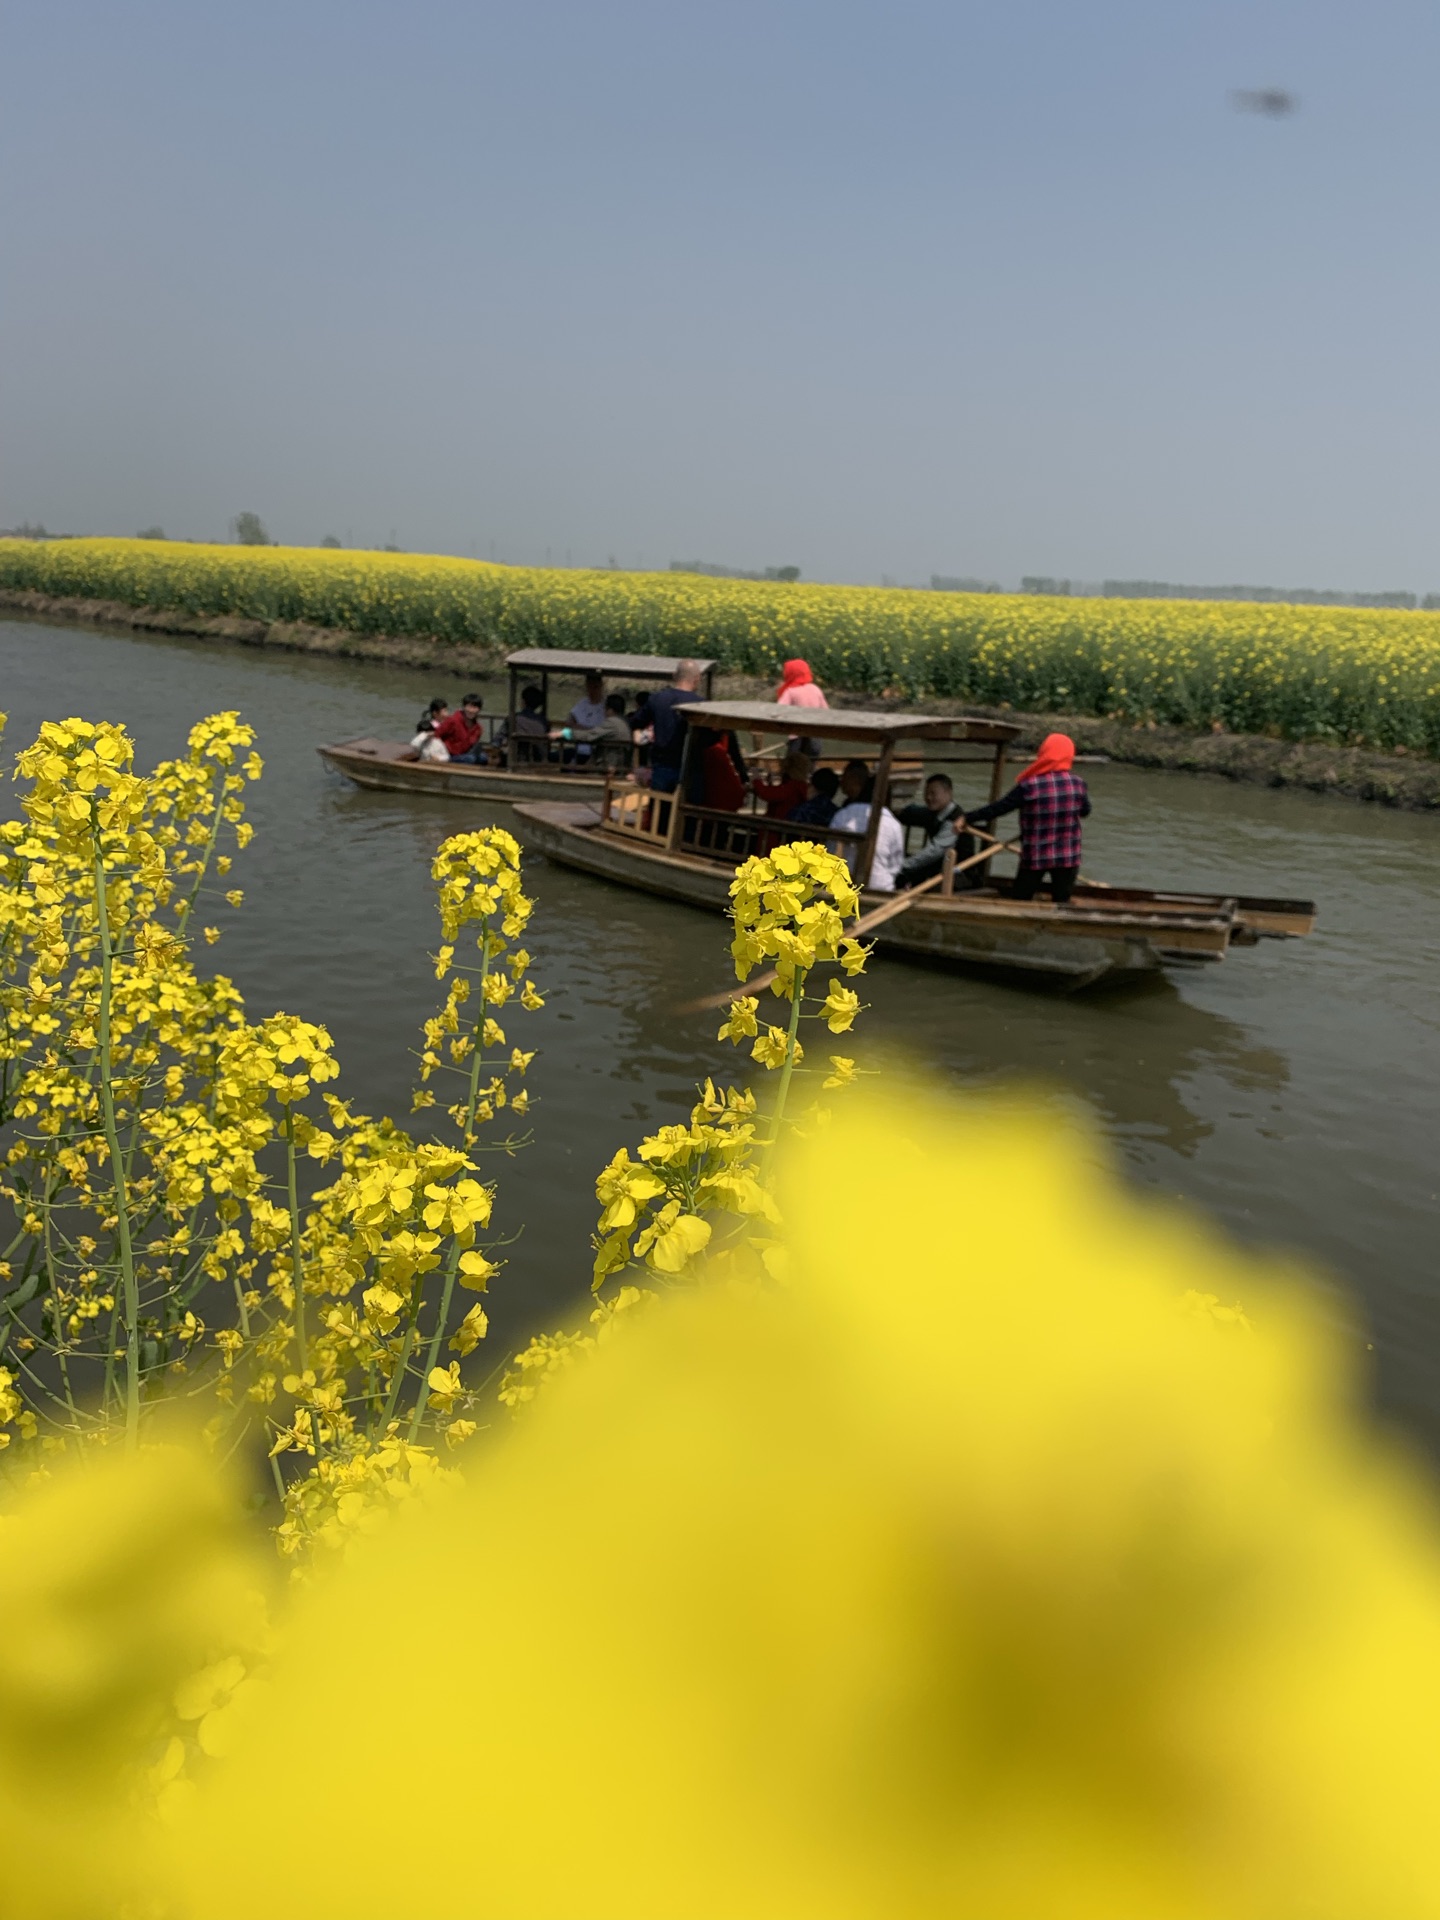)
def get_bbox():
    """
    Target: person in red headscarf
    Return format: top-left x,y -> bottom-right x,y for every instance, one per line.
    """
774,658 -> 829,712
964,732 -> 1091,905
